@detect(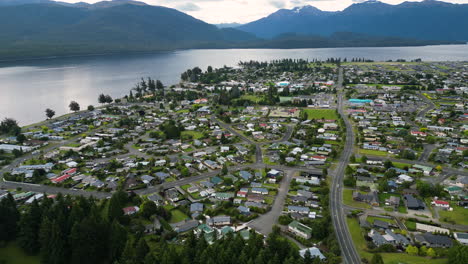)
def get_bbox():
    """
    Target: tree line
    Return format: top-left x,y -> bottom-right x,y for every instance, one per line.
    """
0,191 -> 338,264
